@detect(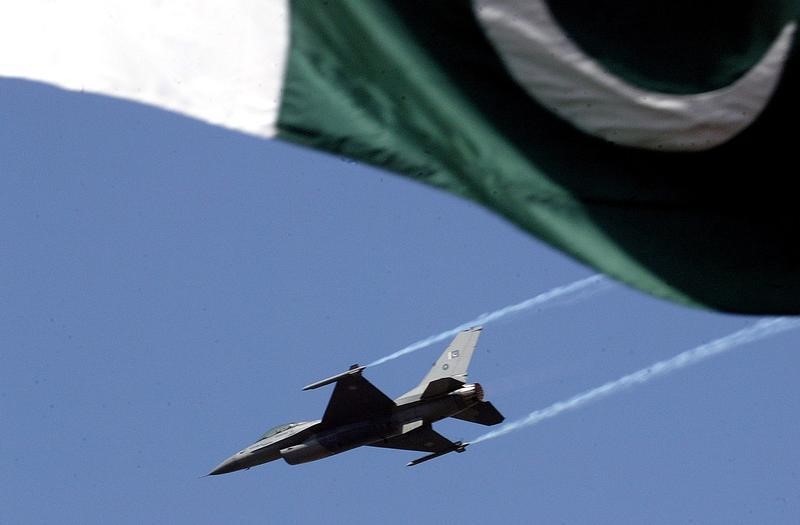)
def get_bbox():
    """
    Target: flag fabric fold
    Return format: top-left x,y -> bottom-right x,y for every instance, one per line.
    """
3,0 -> 799,313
